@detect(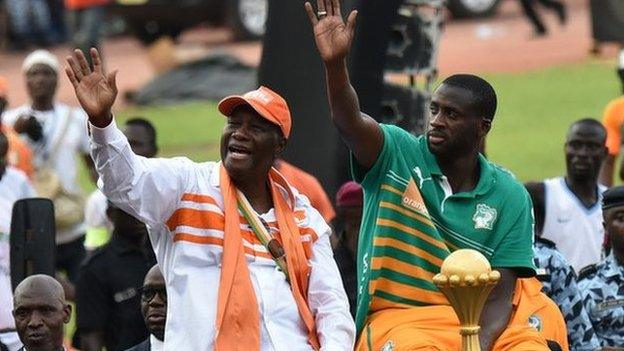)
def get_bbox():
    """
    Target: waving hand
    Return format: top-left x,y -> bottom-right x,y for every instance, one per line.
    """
66,48 -> 117,127
305,0 -> 358,65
